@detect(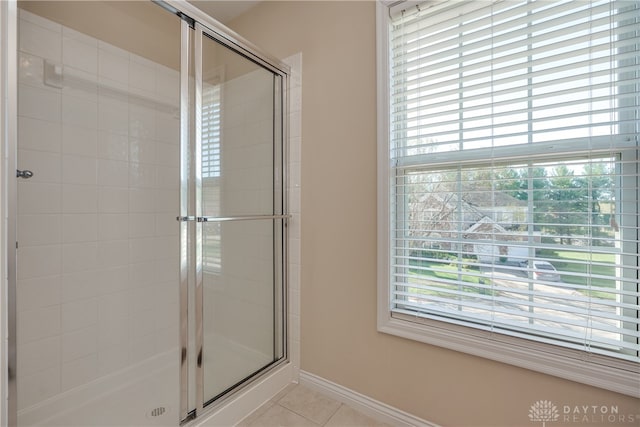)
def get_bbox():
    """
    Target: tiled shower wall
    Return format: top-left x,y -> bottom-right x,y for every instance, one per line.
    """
16,9 -> 180,410
283,52 -> 302,382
